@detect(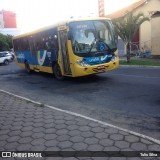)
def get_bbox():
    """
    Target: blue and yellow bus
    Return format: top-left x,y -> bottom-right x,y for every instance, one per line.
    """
13,18 -> 119,79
